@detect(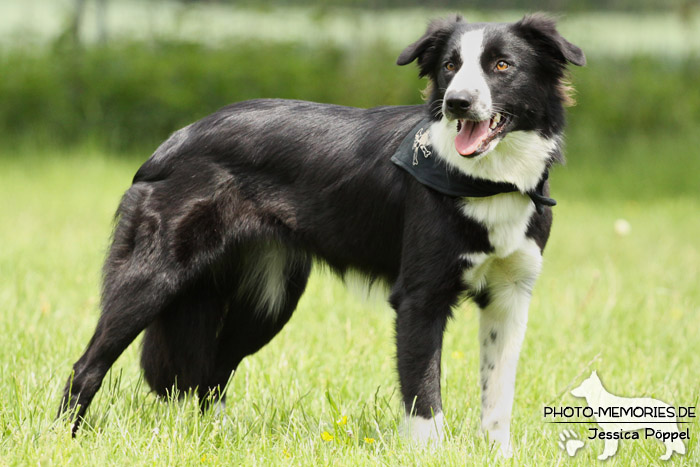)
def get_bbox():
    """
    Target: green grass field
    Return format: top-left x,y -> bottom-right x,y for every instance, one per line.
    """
0,149 -> 697,465
1,2 -> 699,463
